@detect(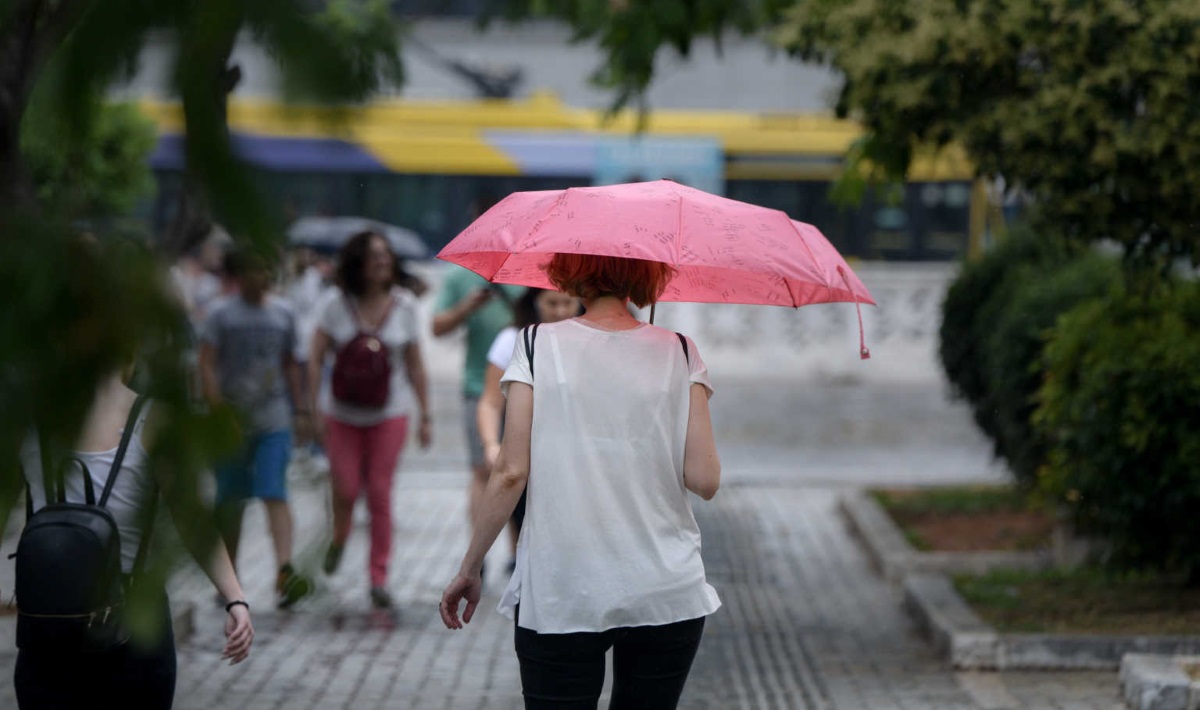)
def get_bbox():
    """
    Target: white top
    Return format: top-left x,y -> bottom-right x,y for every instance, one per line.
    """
487,326 -> 519,370
285,267 -> 331,363
20,406 -> 156,574
497,318 -> 721,633
316,287 -> 419,426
